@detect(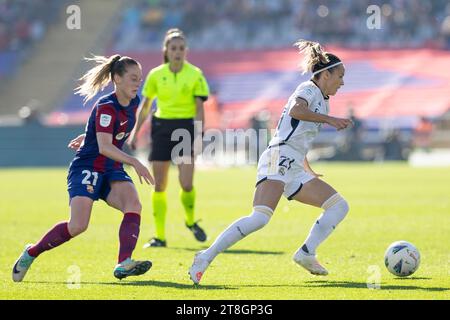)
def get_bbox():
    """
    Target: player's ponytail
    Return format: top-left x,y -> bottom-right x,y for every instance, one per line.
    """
162,28 -> 186,63
294,40 -> 342,78
75,54 -> 140,102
